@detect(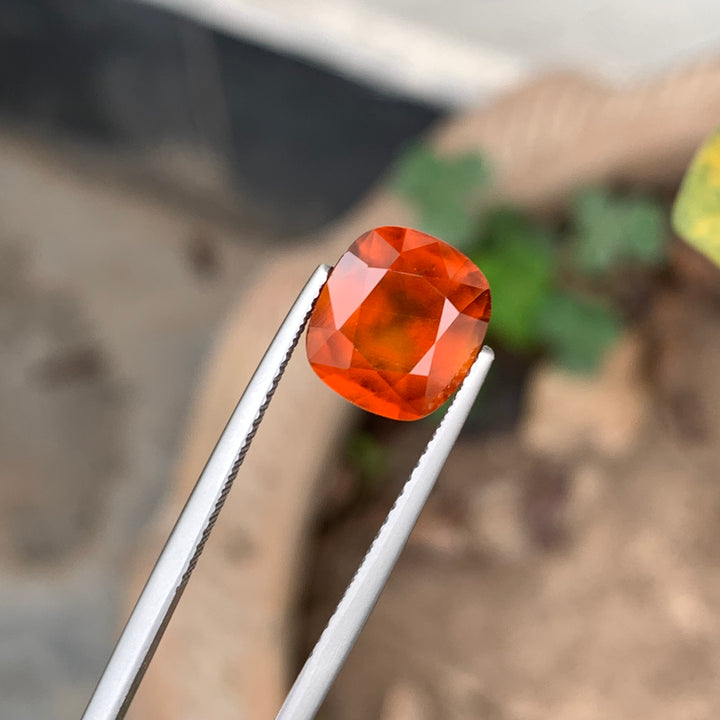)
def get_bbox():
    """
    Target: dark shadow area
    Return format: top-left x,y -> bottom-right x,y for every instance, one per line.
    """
0,0 -> 442,233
